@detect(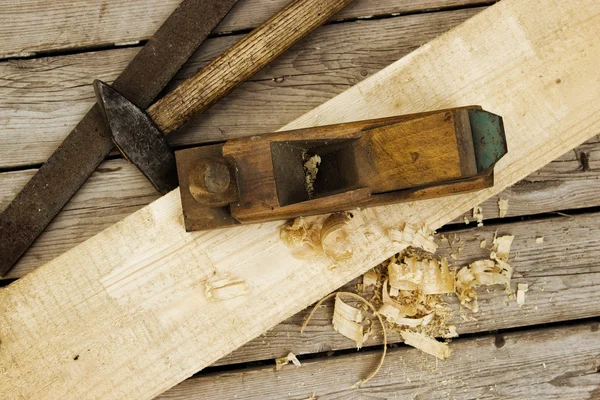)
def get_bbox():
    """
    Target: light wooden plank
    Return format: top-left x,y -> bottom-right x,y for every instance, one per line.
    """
0,0 -> 490,58
0,8 -> 478,168
160,321 -> 600,400
213,211 -> 600,366
1,136 -> 598,279
1,0 -> 599,398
